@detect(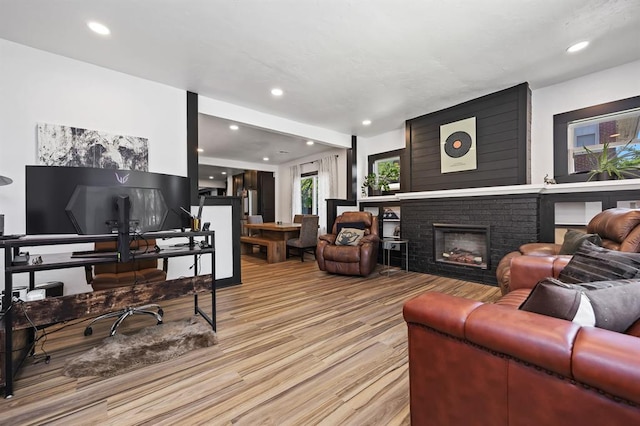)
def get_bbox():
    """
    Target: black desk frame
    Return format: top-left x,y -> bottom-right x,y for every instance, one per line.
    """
1,230 -> 215,398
